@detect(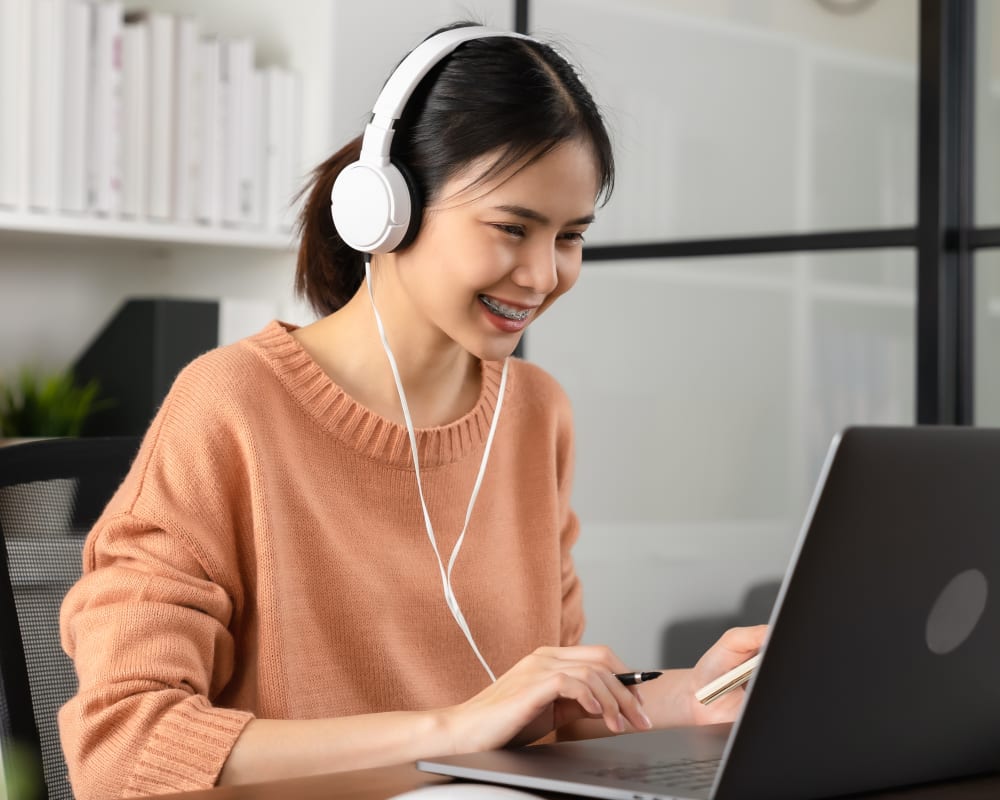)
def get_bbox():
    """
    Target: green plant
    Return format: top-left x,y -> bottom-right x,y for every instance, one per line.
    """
0,367 -> 111,437
1,741 -> 43,800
